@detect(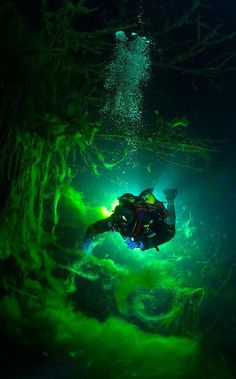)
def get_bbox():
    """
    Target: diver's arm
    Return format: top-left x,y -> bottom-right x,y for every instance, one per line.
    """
85,204 -> 134,238
85,217 -> 113,238
83,217 -> 114,255
124,234 -> 157,251
133,233 -> 158,251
